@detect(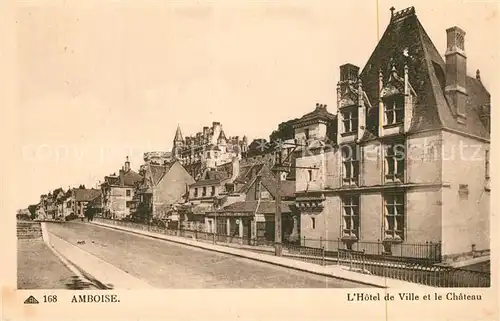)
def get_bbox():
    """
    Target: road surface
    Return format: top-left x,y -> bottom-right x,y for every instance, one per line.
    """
46,221 -> 367,288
